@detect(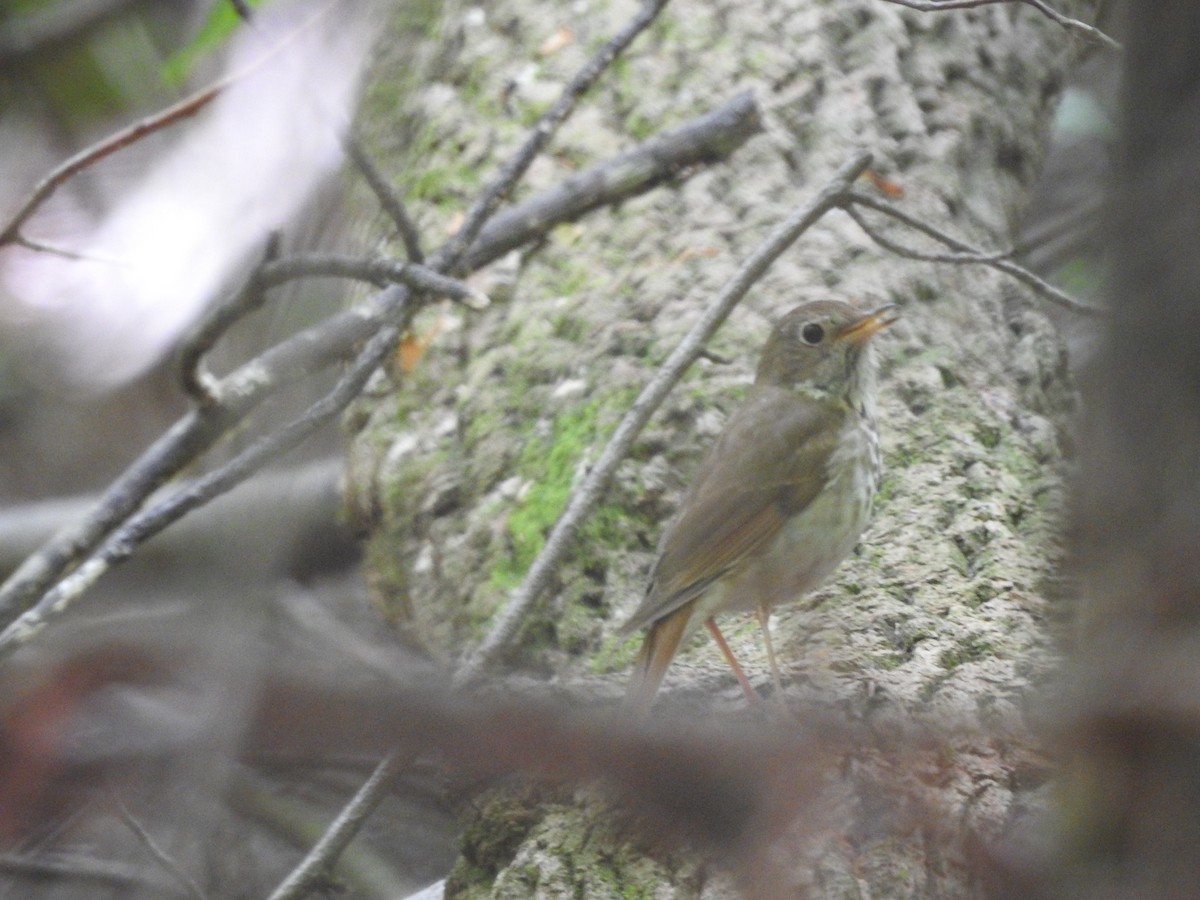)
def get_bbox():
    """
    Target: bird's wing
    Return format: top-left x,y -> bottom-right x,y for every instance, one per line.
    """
619,386 -> 843,635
